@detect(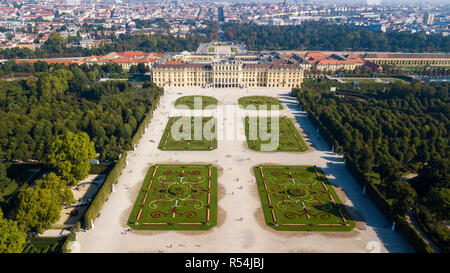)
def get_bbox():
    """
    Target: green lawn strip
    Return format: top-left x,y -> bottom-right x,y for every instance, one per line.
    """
158,116 -> 217,151
238,96 -> 284,110
127,164 -> 217,230
253,165 -> 355,231
174,96 -> 218,110
244,116 -> 308,152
